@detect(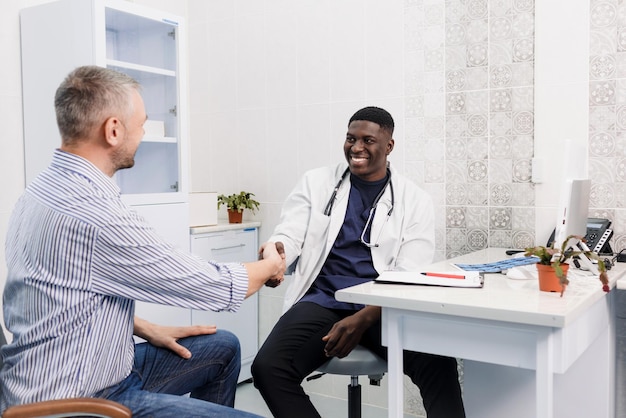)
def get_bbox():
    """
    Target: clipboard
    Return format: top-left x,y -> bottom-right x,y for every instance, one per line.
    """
375,270 -> 484,288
